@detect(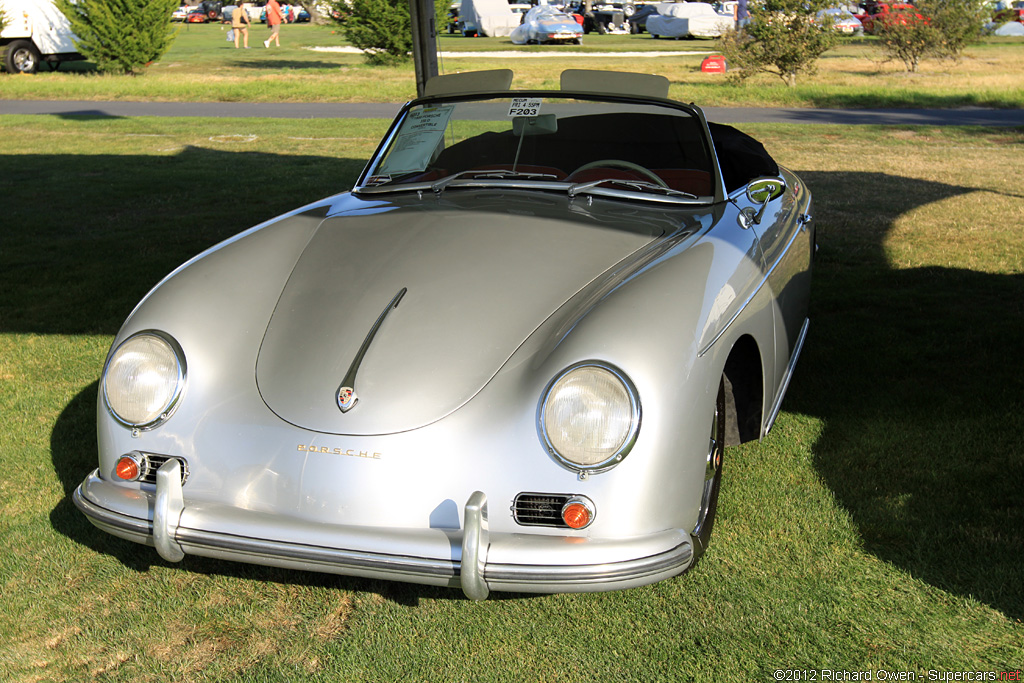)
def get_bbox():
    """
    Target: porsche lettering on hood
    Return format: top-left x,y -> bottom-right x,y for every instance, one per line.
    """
255,203 -> 657,435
